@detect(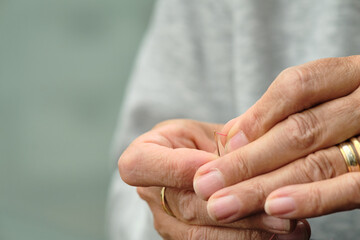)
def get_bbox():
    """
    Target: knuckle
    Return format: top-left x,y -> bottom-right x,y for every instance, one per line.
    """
170,158 -> 195,188
332,96 -> 360,130
137,187 -> 158,203
351,96 -> 360,110
242,106 -> 265,140
307,185 -> 324,214
316,57 -> 360,83
187,226 -> 206,240
232,151 -> 252,181
250,231 -> 267,240
152,119 -> 182,130
302,151 -> 337,181
187,226 -> 266,240
283,110 -> 320,151
276,66 -> 311,104
238,231 -> 265,240
250,182 -> 267,206
153,220 -> 171,240
278,66 -> 303,79
176,191 -> 198,223
342,96 -> 360,116
279,66 -> 308,86
346,174 -> 360,205
345,55 -> 360,73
